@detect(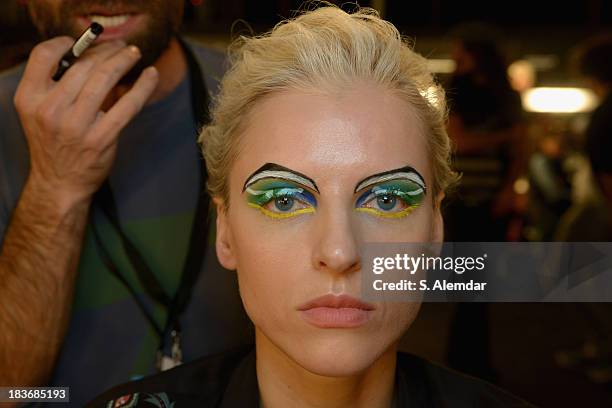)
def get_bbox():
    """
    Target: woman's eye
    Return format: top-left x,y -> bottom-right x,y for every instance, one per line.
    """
263,195 -> 310,213
245,182 -> 317,219
355,181 -> 424,218
274,196 -> 295,212
364,193 -> 409,213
